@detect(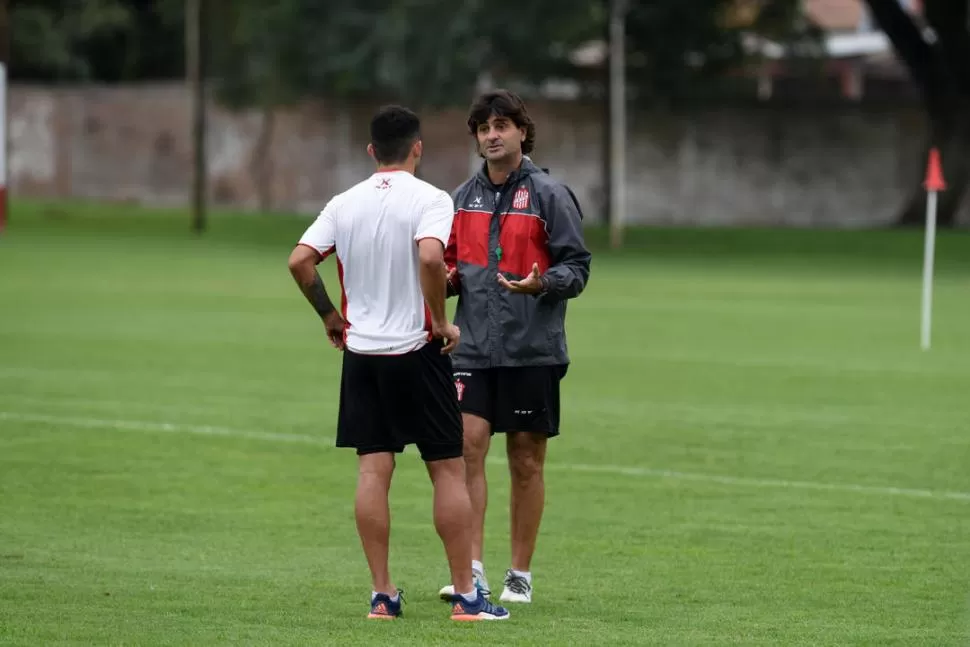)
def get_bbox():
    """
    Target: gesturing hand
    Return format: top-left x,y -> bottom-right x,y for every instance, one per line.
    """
497,263 -> 543,295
